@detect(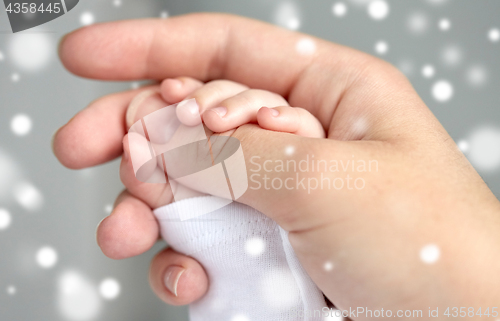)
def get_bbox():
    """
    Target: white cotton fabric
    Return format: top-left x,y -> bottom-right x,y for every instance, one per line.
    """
154,196 -> 327,321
